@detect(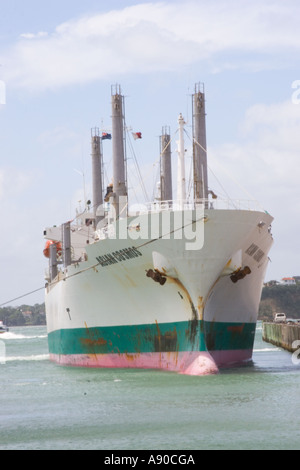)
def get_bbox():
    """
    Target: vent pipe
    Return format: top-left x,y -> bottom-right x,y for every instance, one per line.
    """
62,222 -> 71,268
160,126 -> 173,202
193,83 -> 208,202
111,84 -> 127,219
91,127 -> 104,226
177,113 -> 186,208
49,243 -> 58,281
